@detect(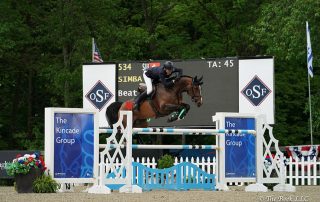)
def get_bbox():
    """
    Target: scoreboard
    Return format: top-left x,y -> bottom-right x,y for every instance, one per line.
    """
83,57 -> 274,127
117,59 -> 239,127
